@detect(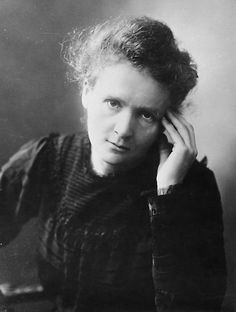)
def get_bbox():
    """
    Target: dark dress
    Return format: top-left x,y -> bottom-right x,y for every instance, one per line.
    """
0,133 -> 227,311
